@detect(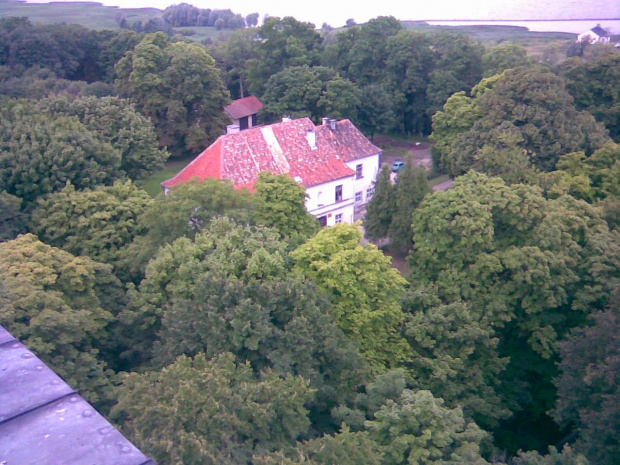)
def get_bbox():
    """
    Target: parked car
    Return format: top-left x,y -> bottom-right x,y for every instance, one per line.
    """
391,161 -> 404,172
